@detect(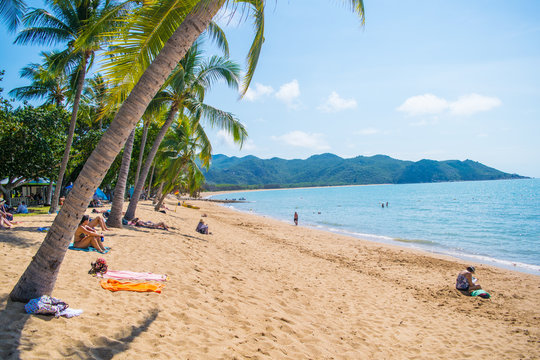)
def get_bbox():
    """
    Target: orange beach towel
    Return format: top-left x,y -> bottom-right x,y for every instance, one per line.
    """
100,279 -> 164,293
